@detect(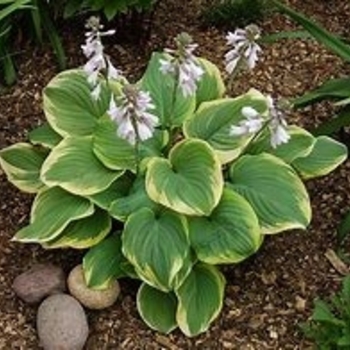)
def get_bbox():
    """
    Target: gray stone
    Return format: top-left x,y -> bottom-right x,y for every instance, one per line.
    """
37,294 -> 89,350
68,264 -> 120,310
13,264 -> 66,304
